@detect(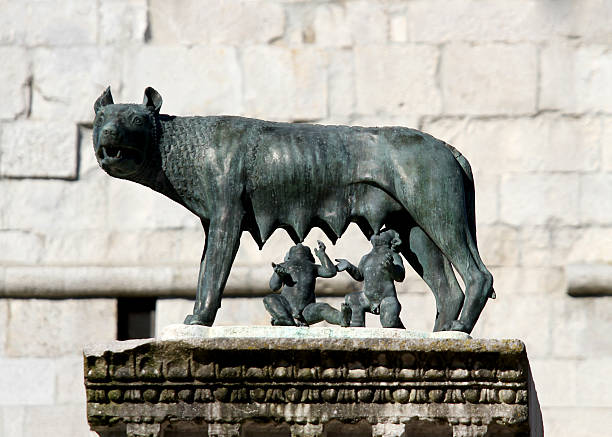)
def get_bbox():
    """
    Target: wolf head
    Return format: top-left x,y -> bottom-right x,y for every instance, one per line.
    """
93,87 -> 163,178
